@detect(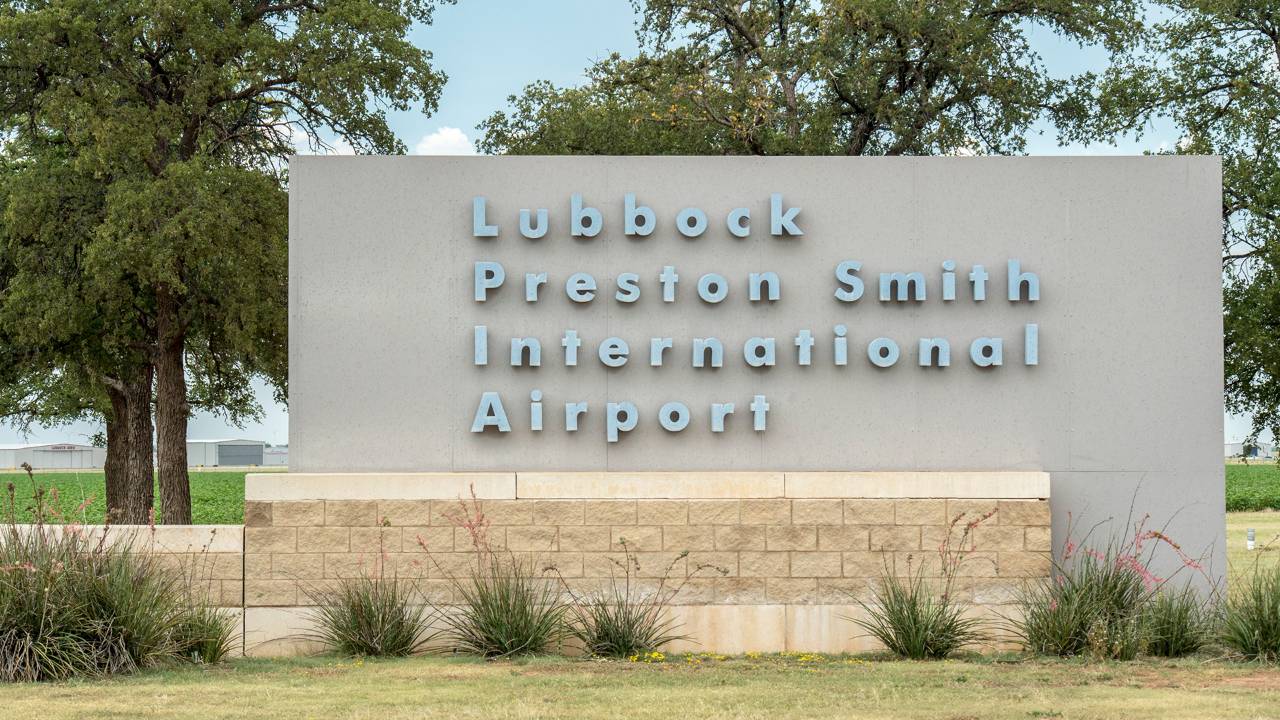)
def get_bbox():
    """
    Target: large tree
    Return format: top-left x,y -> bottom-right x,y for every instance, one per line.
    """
1055,0 -> 1280,444
0,0 -> 449,522
480,0 -> 1140,156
